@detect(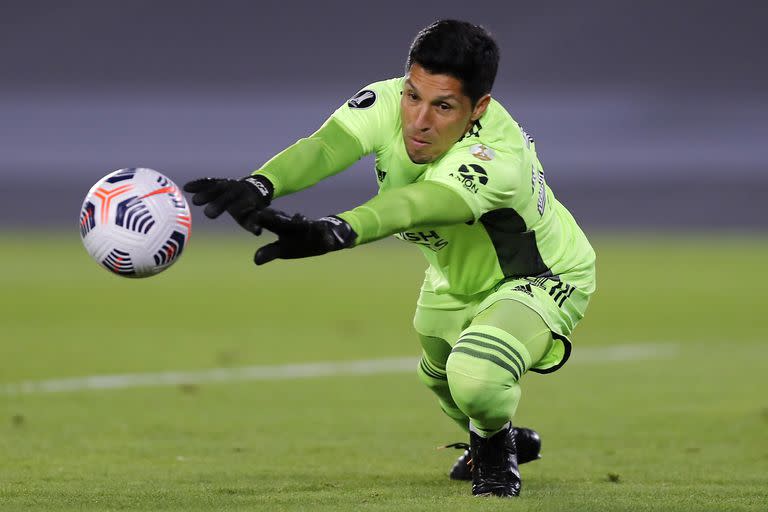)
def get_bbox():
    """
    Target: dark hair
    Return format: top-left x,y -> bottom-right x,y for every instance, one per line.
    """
406,20 -> 499,105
